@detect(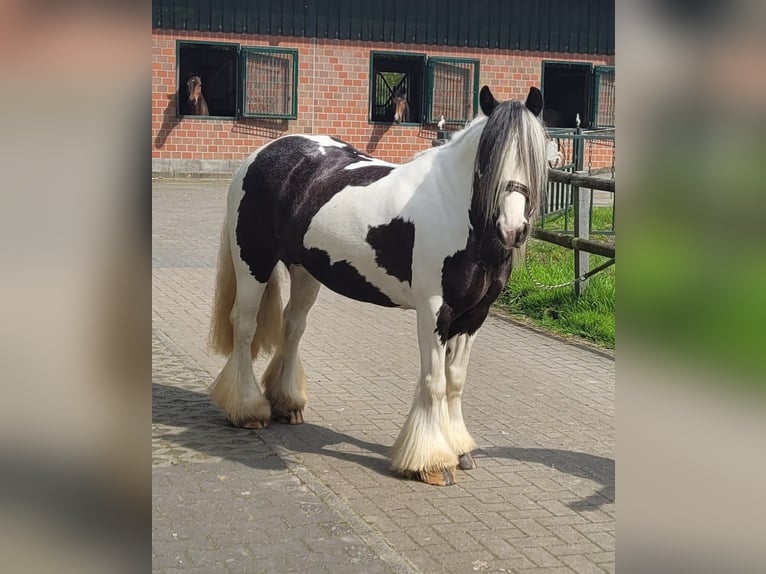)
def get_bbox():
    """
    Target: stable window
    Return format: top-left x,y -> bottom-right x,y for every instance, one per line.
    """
176,42 -> 299,120
369,52 -> 479,126
542,61 -> 615,129
592,66 -> 615,128
241,47 -> 298,119
425,58 -> 479,125
177,41 -> 238,118
369,52 -> 425,124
